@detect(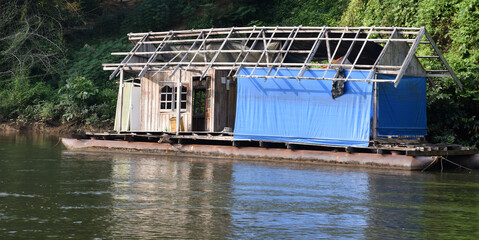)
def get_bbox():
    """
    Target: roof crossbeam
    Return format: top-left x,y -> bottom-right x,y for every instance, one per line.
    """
138,31 -> 175,79
127,26 -> 422,39
109,33 -> 149,80
365,27 -> 398,81
248,26 -> 279,78
228,26 -> 257,77
138,37 -> 421,45
394,27 -> 425,87
200,27 -> 235,79
272,26 -> 302,78
297,26 -> 327,81
423,29 -> 463,90
234,74 -> 397,82
320,28 -> 347,79
265,26 -> 300,78
168,30 -> 205,78
344,26 -> 375,80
